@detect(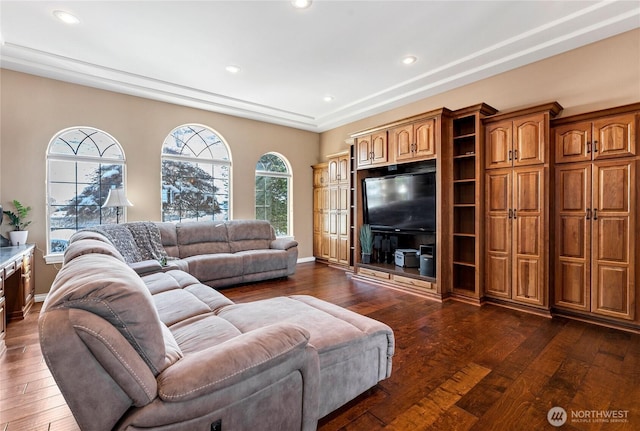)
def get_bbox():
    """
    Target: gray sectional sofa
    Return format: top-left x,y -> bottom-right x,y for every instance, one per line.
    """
39,223 -> 395,430
81,219 -> 299,288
